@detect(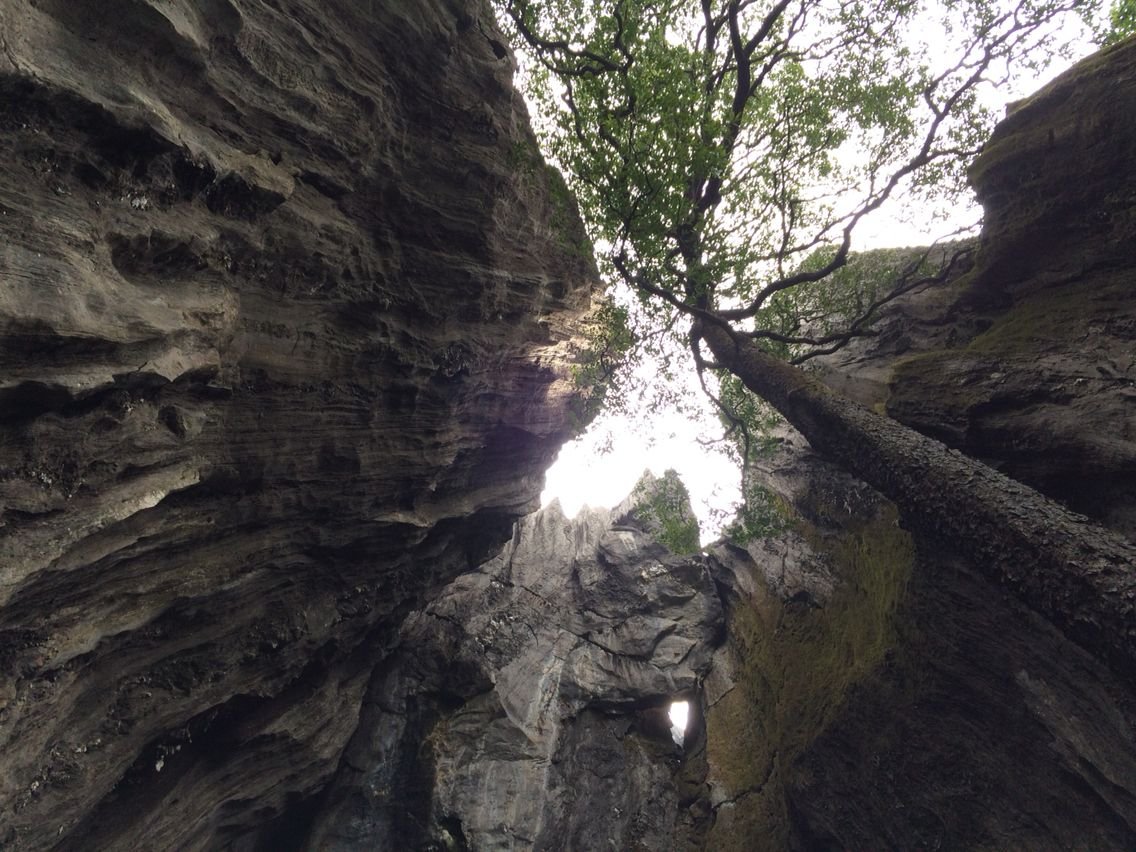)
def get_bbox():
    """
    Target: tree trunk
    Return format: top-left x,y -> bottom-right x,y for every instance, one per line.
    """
698,320 -> 1136,678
